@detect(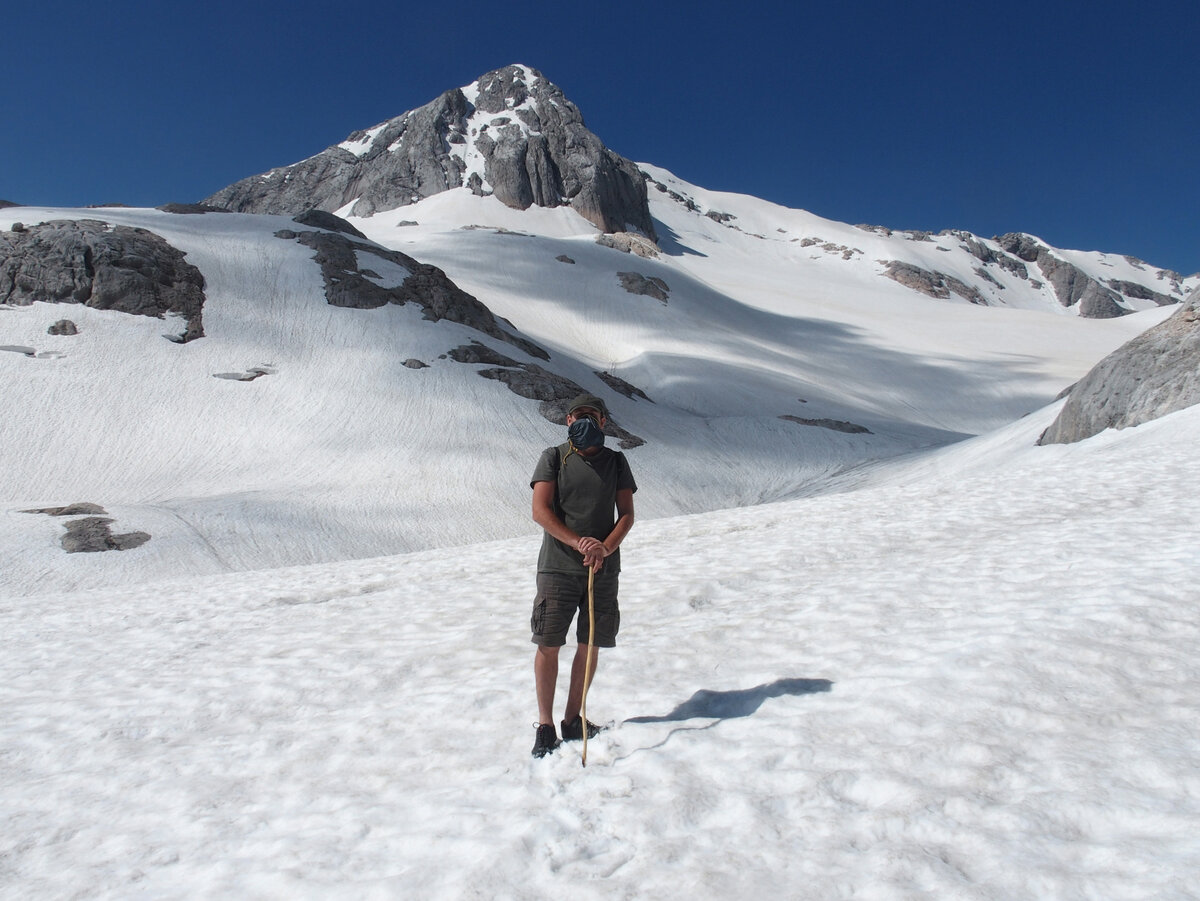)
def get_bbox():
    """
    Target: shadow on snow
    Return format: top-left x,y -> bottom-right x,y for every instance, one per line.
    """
625,676 -> 832,724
